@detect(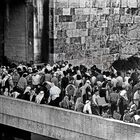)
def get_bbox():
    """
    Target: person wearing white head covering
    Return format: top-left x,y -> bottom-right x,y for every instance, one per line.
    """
118,89 -> 128,120
36,91 -> 45,104
83,100 -> 92,114
48,82 -> 61,106
133,88 -> 140,108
